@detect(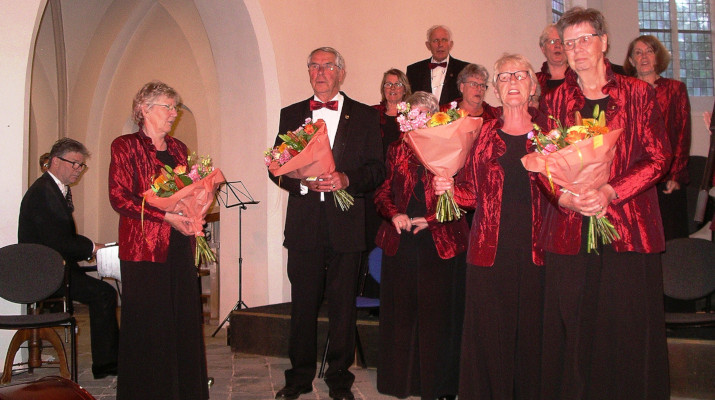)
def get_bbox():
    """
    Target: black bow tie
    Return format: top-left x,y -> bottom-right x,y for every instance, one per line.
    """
310,99 -> 338,111
429,62 -> 447,69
